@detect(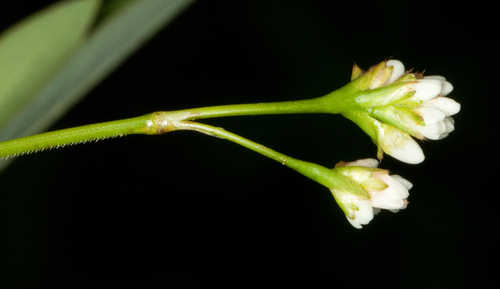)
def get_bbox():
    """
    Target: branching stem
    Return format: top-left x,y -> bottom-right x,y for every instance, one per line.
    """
0,83 -> 360,161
